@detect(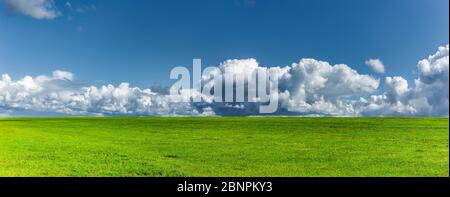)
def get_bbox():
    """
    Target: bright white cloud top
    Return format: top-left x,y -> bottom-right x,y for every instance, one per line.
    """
3,0 -> 60,20
0,45 -> 448,117
365,59 -> 386,74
